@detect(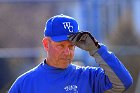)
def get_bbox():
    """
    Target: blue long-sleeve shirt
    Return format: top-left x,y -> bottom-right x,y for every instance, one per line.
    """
9,45 -> 133,93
